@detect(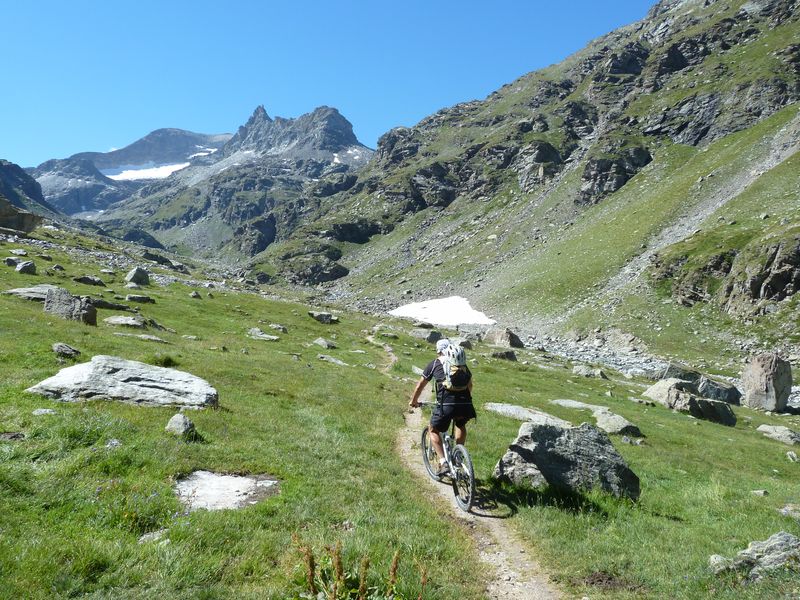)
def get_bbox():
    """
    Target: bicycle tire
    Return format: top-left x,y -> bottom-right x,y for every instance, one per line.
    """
451,444 -> 475,512
421,427 -> 442,481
